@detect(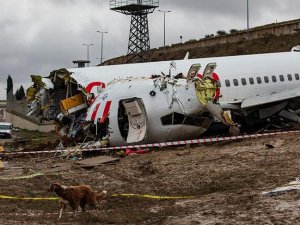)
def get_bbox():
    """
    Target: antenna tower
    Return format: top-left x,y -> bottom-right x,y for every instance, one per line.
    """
110,0 -> 159,63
